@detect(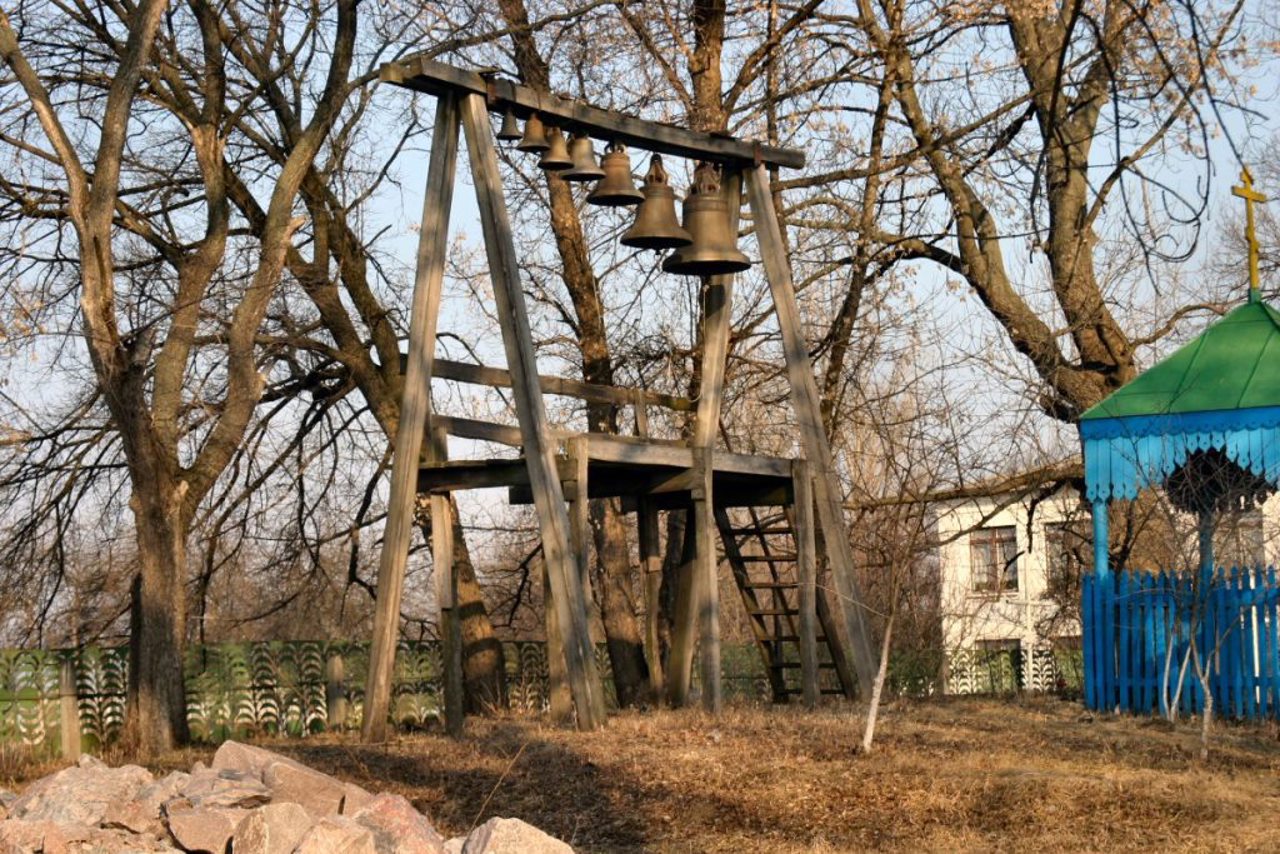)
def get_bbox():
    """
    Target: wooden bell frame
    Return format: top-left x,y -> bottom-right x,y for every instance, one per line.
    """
361,58 -> 878,741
